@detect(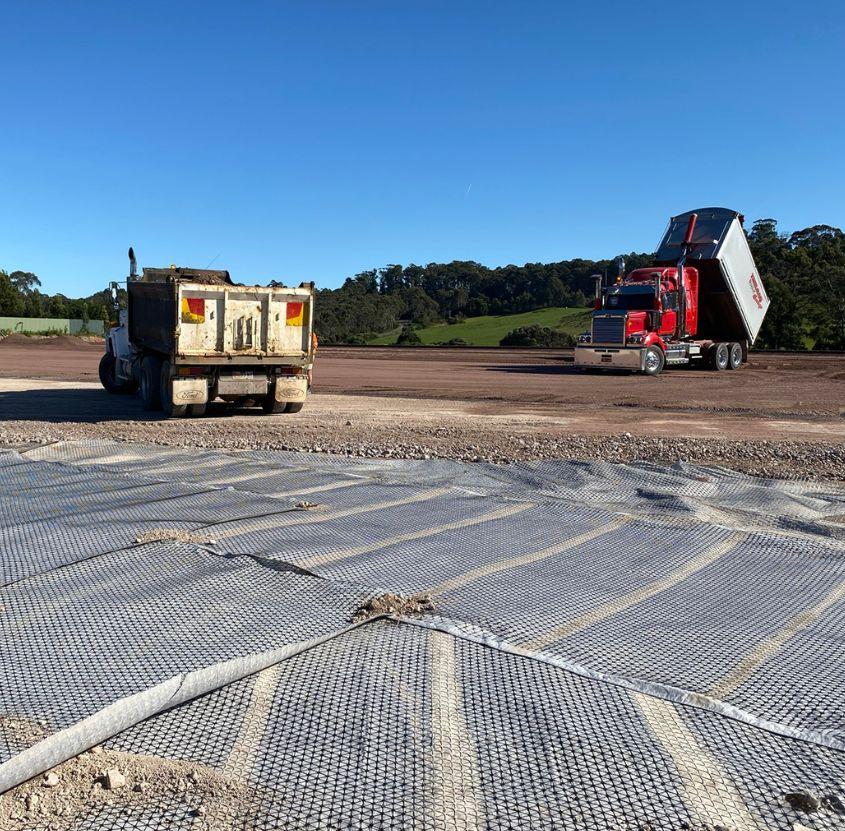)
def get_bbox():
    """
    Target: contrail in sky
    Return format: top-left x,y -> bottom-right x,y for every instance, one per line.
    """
465,183 -> 472,197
